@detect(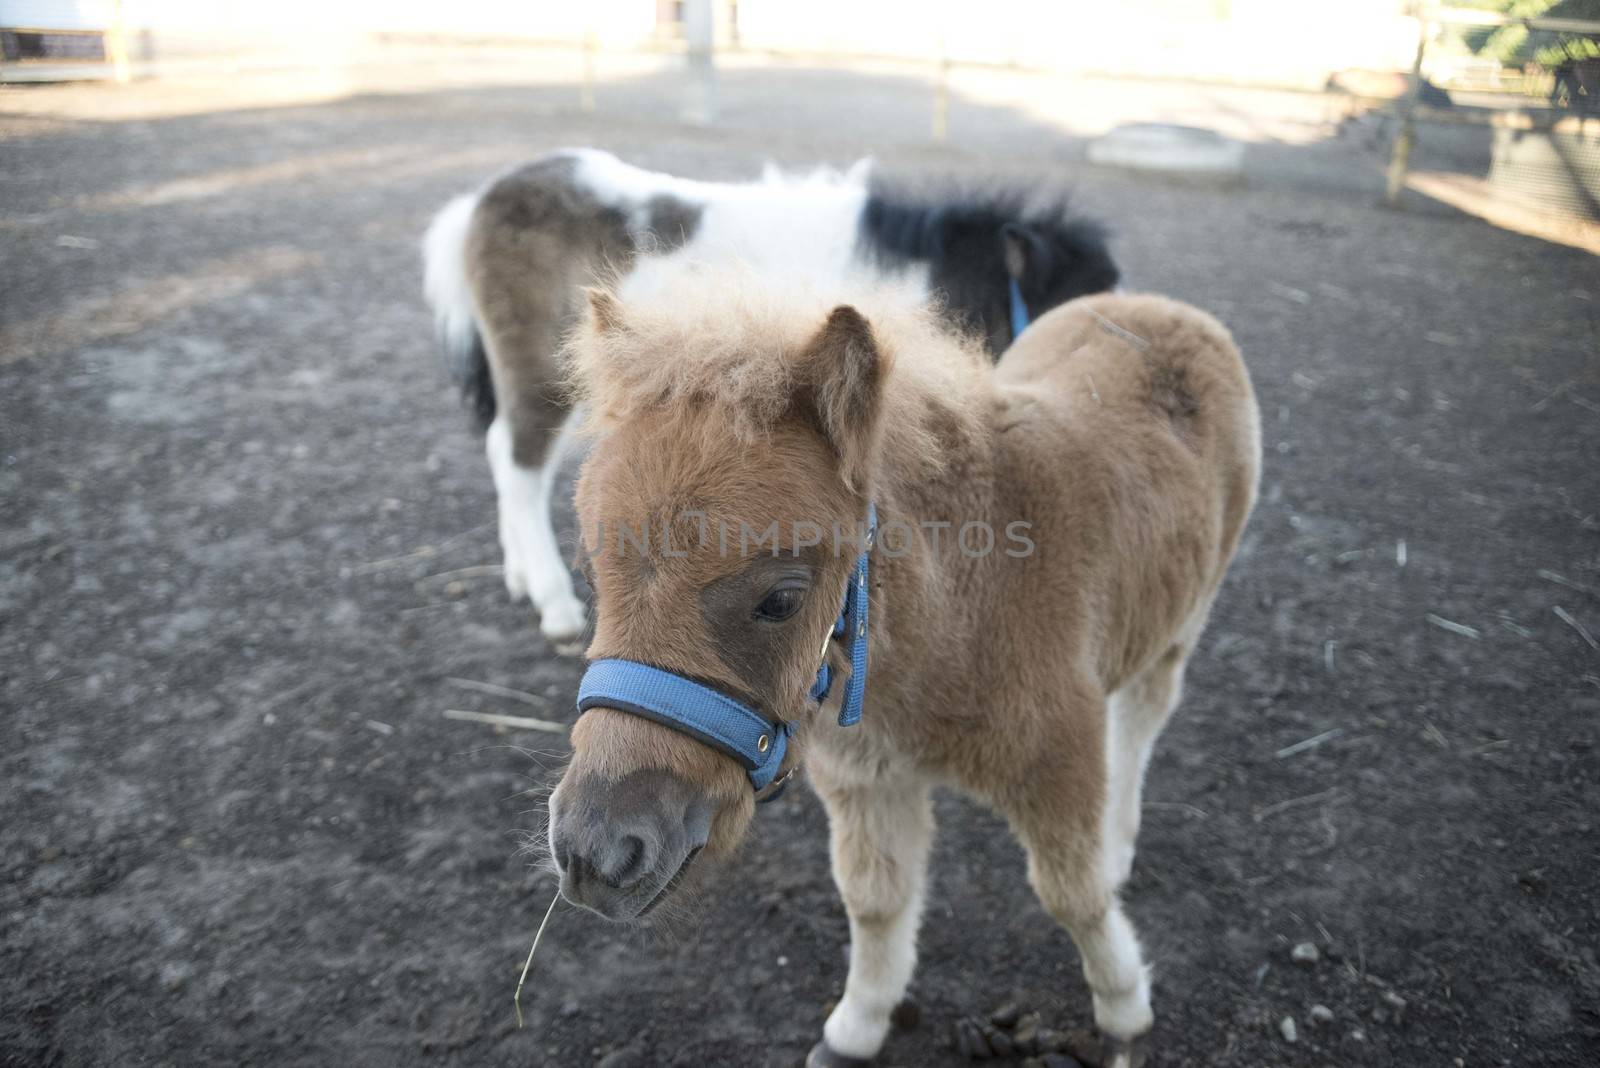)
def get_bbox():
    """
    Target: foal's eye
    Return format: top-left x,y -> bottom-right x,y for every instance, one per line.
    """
754,586 -> 805,622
